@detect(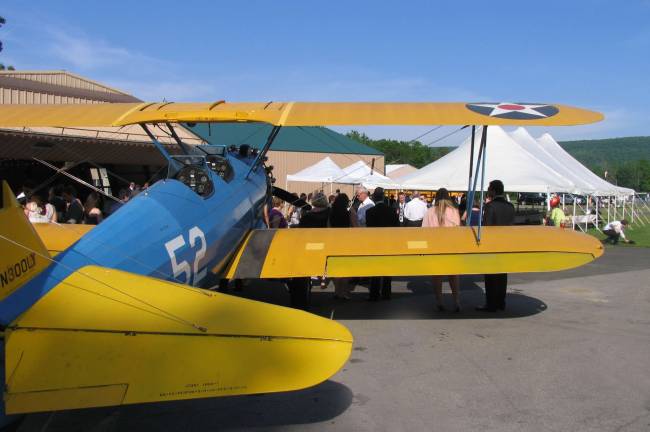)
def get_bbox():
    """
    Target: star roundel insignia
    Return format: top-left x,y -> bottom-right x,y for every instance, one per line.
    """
466,102 -> 559,120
